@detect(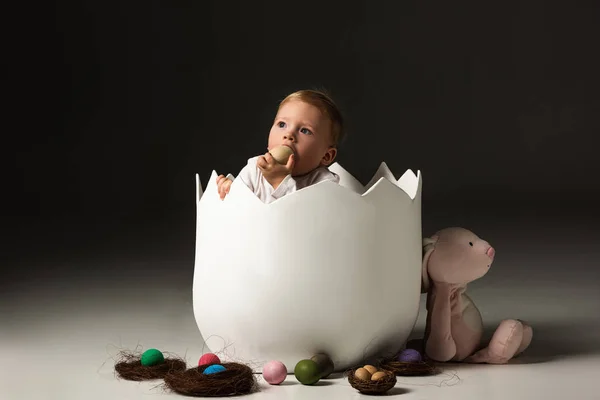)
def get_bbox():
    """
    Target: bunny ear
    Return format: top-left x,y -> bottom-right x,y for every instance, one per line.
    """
421,236 -> 438,293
